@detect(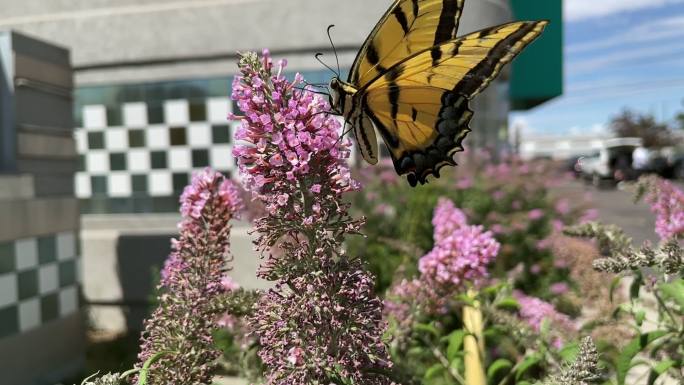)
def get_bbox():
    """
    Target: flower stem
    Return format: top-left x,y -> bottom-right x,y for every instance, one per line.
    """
421,335 -> 466,385
463,290 -> 486,385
